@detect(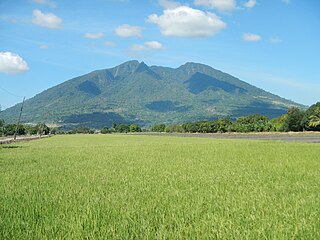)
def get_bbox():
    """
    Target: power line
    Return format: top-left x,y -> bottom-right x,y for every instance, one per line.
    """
0,85 -> 24,98
0,103 -> 9,110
